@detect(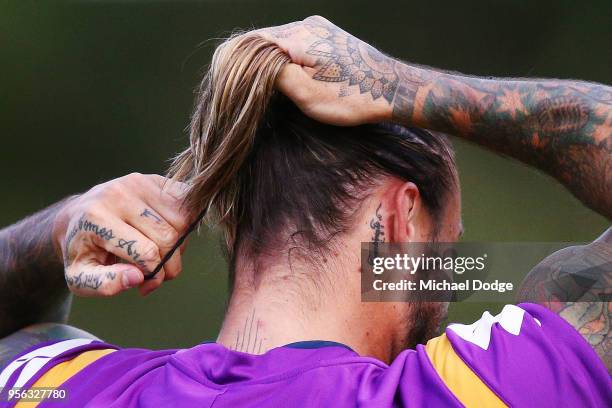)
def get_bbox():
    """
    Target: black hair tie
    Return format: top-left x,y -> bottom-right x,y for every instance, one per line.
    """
143,208 -> 207,281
